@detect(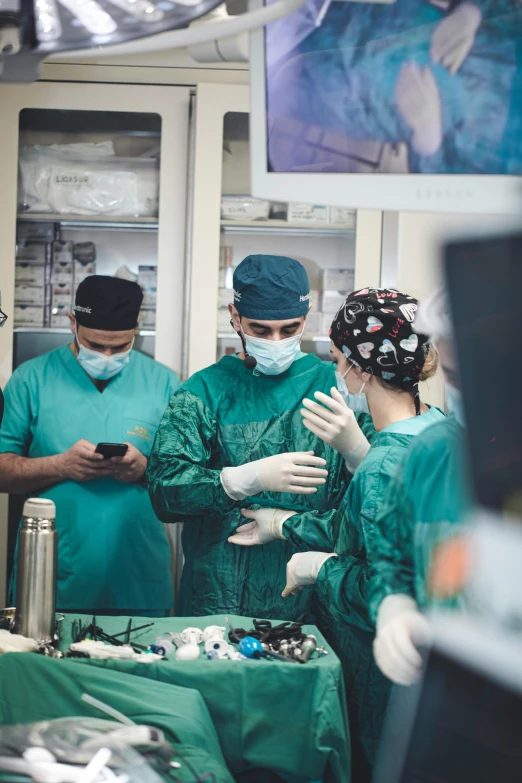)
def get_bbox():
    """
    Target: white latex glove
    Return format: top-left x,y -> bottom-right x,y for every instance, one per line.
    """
301,387 -> 370,473
373,594 -> 432,686
228,507 -> 296,546
220,452 -> 328,501
395,62 -> 443,156
431,3 -> 482,75
282,551 -> 337,597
